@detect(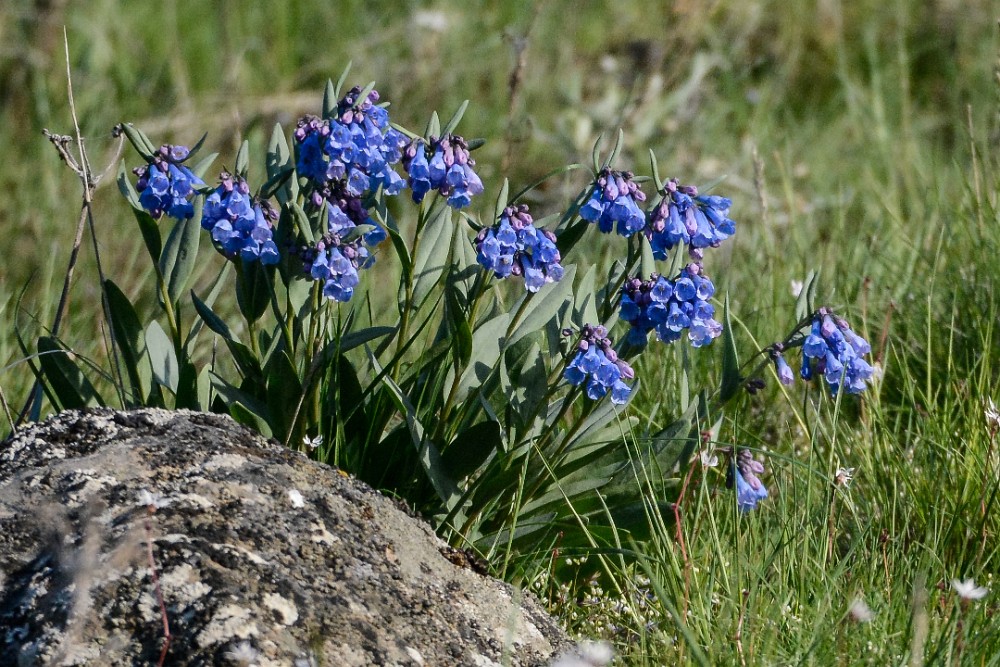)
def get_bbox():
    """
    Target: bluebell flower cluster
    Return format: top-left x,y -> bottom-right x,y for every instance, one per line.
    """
402,134 -> 484,209
644,178 -> 736,260
201,172 -> 280,265
293,86 -> 408,199
619,264 -> 722,348
579,168 -> 647,236
799,309 -> 875,395
726,448 -> 768,512
132,144 -> 204,220
474,204 -> 564,292
563,324 -> 635,404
